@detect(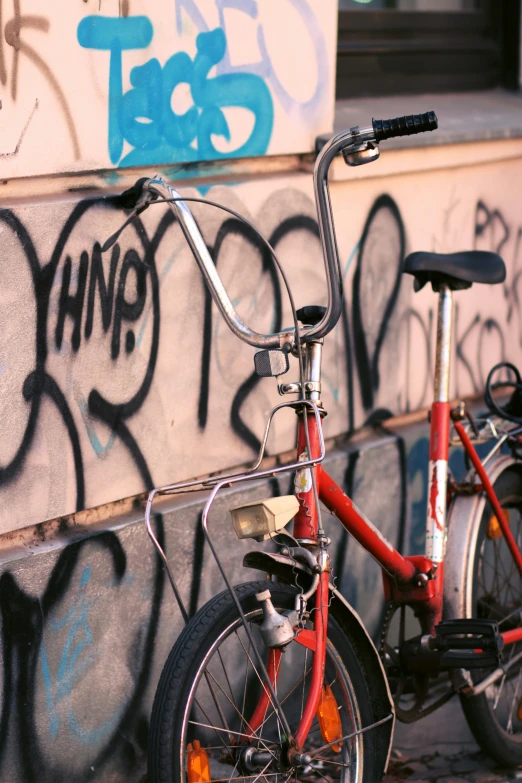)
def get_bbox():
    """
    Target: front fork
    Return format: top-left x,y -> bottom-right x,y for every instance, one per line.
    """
295,571 -> 329,748
293,412 -> 330,747
250,410 -> 329,748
